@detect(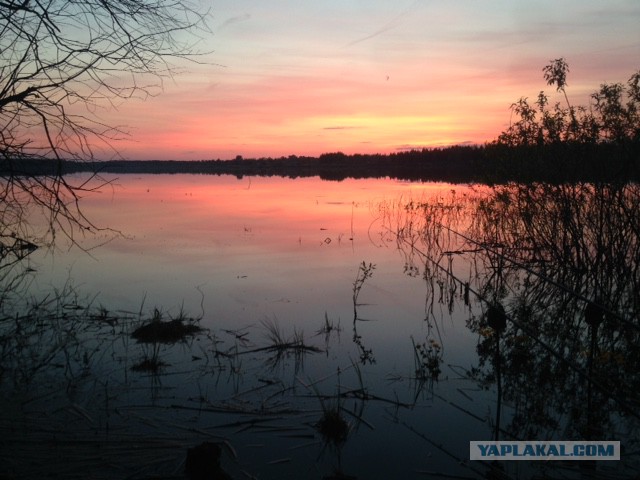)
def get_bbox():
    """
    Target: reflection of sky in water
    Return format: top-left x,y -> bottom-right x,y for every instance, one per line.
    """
20,175 -> 494,478
7,177 -> 639,478
27,175 -> 482,353
31,175 -> 481,375
30,175 -> 466,328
